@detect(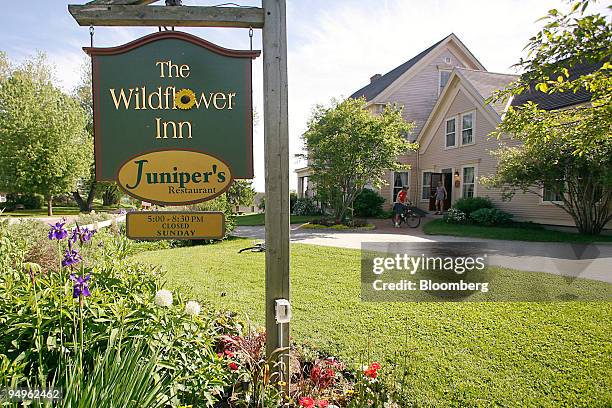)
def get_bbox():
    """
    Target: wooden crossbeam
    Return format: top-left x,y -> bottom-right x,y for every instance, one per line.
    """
68,4 -> 265,28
